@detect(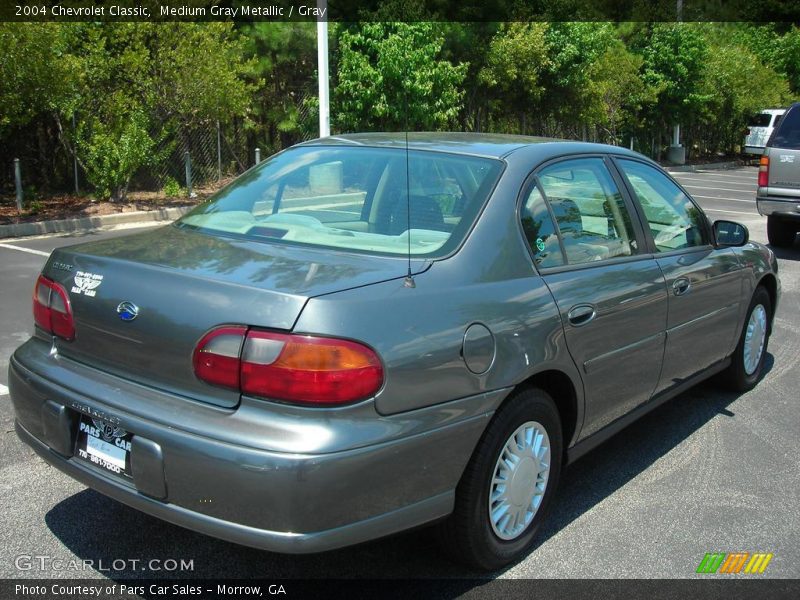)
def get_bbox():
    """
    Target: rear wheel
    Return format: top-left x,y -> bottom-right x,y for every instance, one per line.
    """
766,216 -> 797,247
722,286 -> 772,392
436,388 -> 563,571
